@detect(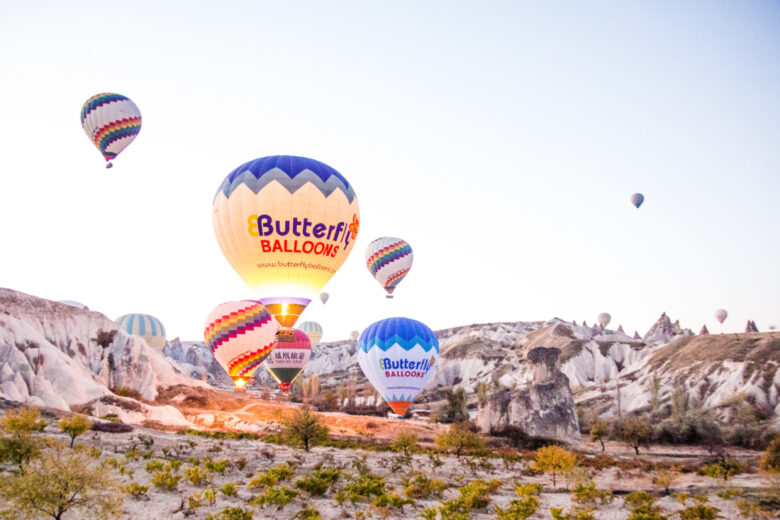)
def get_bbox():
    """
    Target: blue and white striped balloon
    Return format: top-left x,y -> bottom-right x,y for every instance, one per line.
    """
115,313 -> 166,351
357,317 -> 438,416
299,321 -> 323,345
